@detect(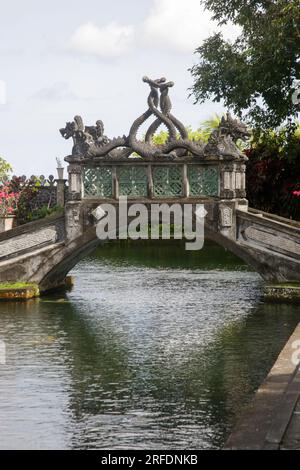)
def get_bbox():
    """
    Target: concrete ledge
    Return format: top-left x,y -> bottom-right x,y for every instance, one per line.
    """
0,276 -> 74,300
264,284 -> 300,303
0,283 -> 40,300
225,323 -> 300,449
